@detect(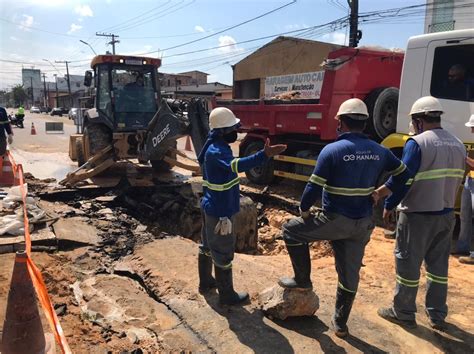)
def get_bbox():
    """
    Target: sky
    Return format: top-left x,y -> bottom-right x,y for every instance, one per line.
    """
0,0 -> 428,90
